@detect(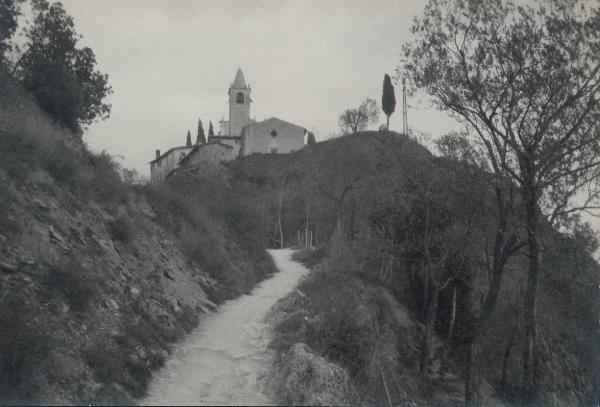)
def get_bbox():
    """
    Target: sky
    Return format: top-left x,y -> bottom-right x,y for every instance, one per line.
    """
54,0 -> 460,175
